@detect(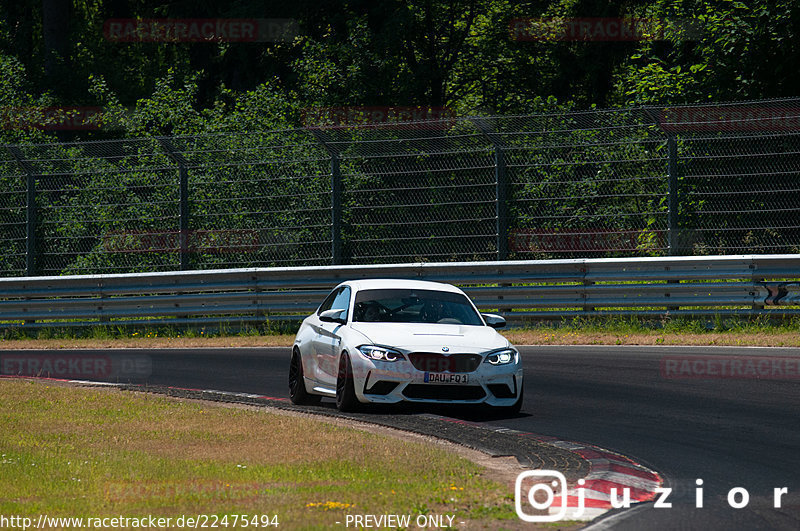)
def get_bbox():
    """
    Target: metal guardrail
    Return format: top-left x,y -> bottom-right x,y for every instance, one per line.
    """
1,255 -> 799,328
